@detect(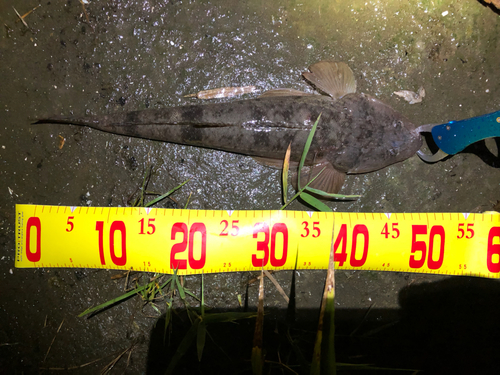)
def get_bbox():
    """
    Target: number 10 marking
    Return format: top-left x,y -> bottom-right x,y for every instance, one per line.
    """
96,221 -> 127,266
